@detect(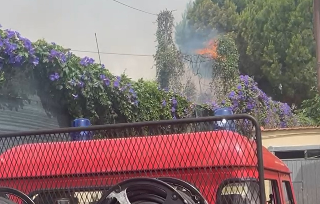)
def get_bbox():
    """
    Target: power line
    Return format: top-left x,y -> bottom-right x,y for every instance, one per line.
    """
71,49 -> 154,57
70,50 -> 212,59
112,0 -> 157,16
